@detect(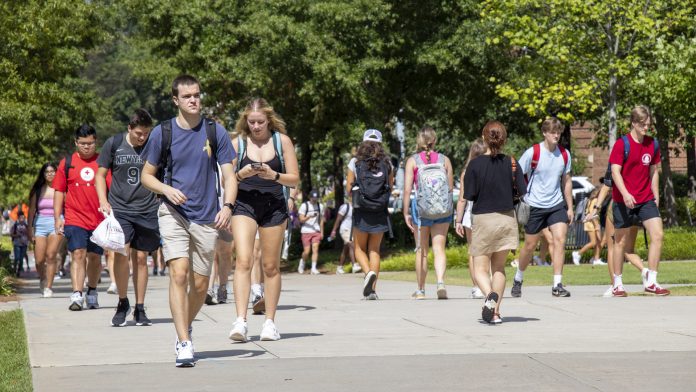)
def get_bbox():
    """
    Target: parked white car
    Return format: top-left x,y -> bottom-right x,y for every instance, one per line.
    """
571,176 -> 595,198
